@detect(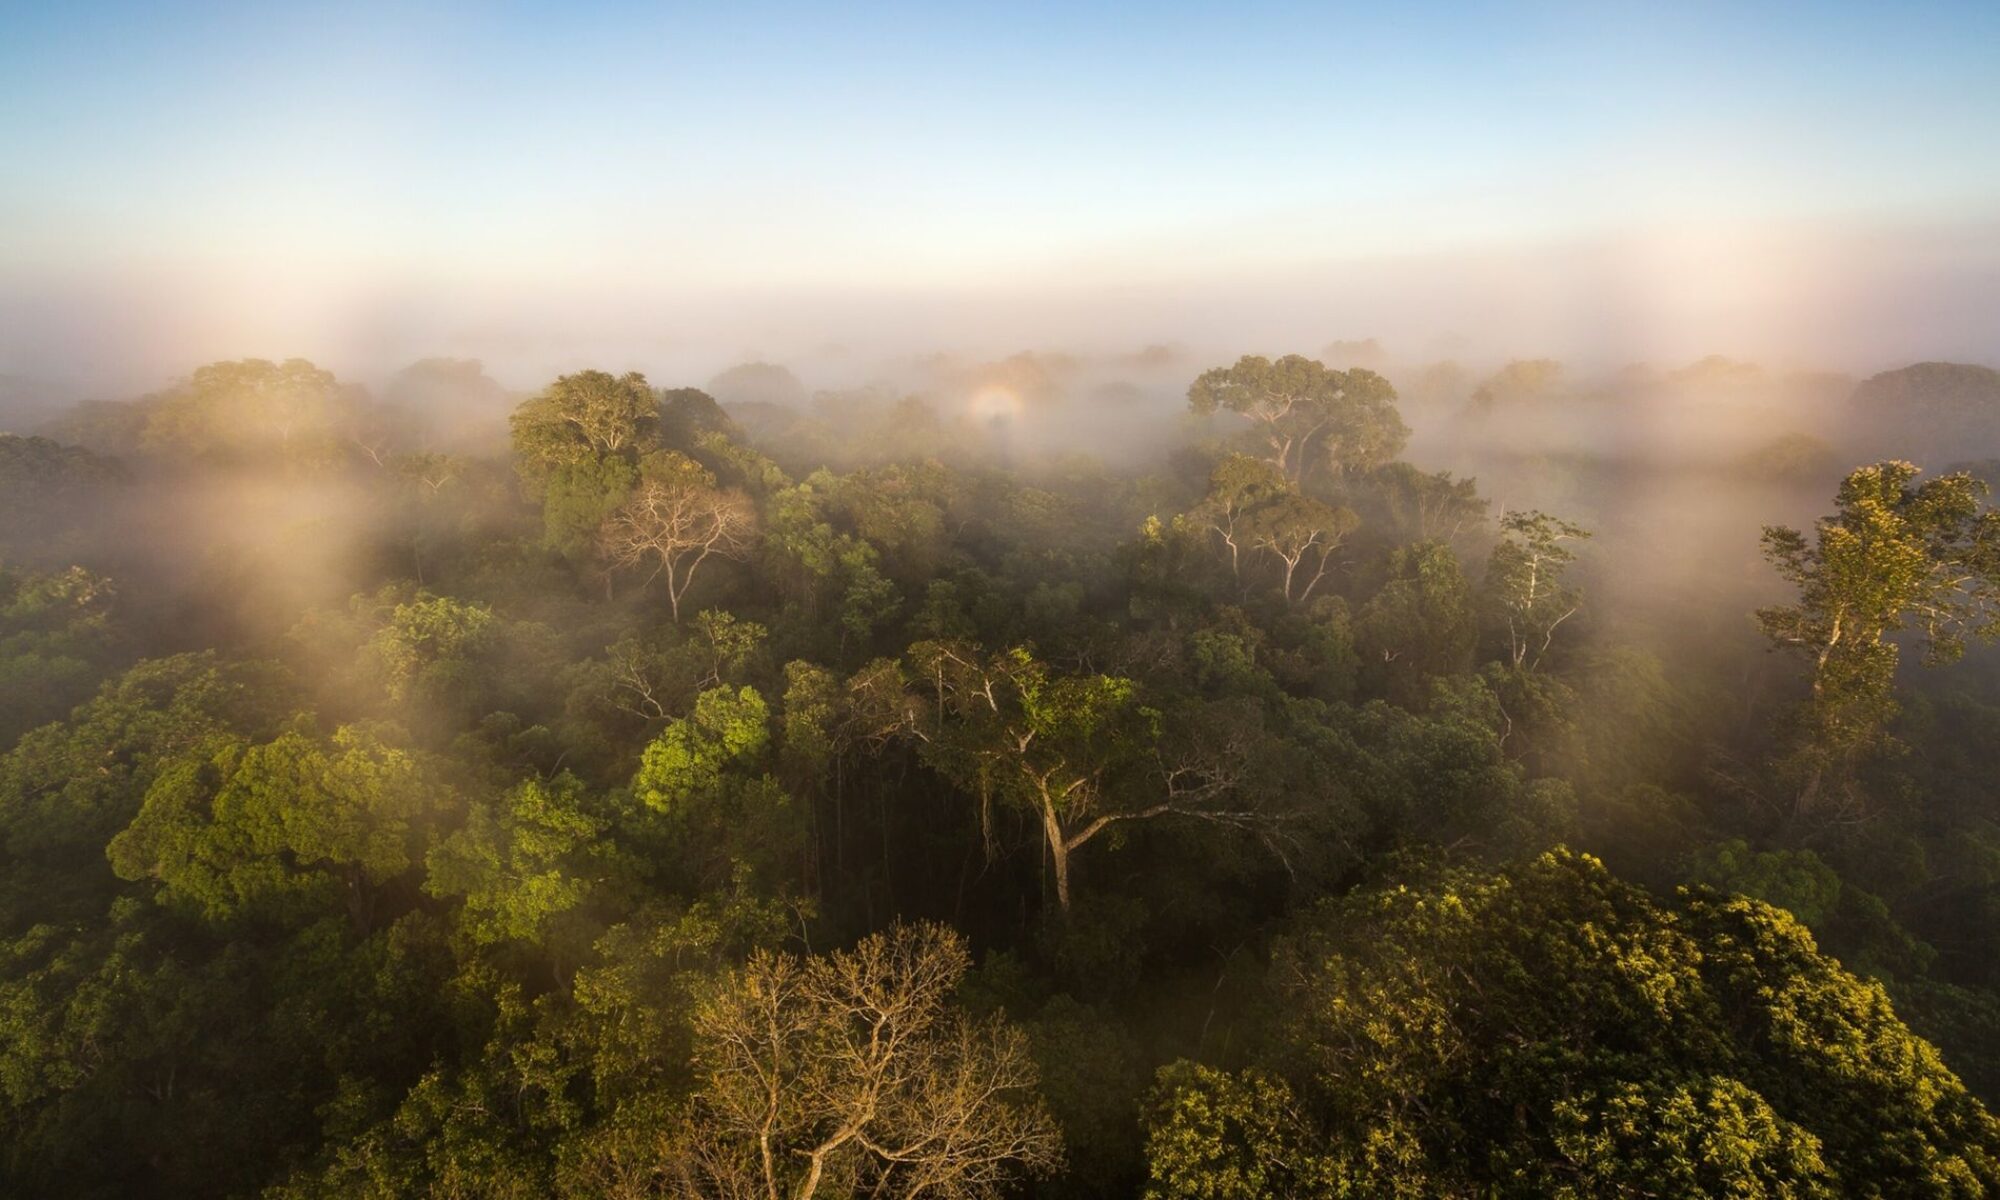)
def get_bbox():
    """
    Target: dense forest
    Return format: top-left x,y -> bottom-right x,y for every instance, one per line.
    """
8,348 -> 2000,1198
